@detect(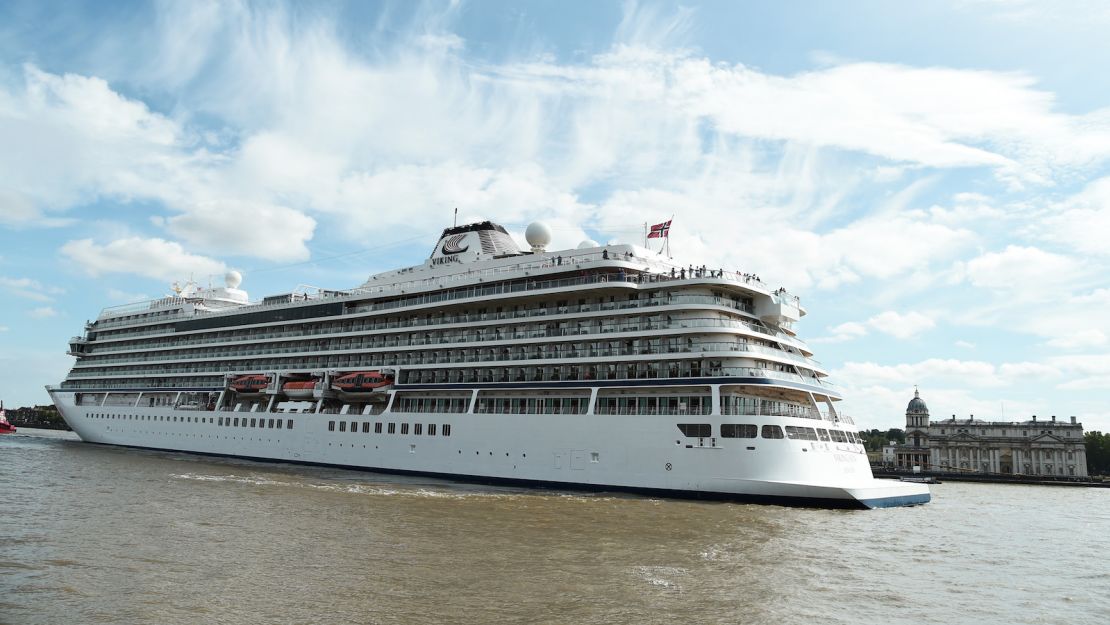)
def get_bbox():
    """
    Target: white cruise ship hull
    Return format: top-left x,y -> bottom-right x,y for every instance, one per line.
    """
50,391 -> 929,509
